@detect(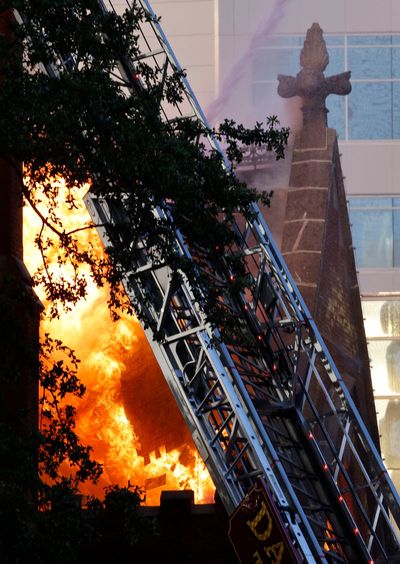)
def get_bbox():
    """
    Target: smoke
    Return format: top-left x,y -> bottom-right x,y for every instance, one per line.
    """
206,0 -> 292,125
